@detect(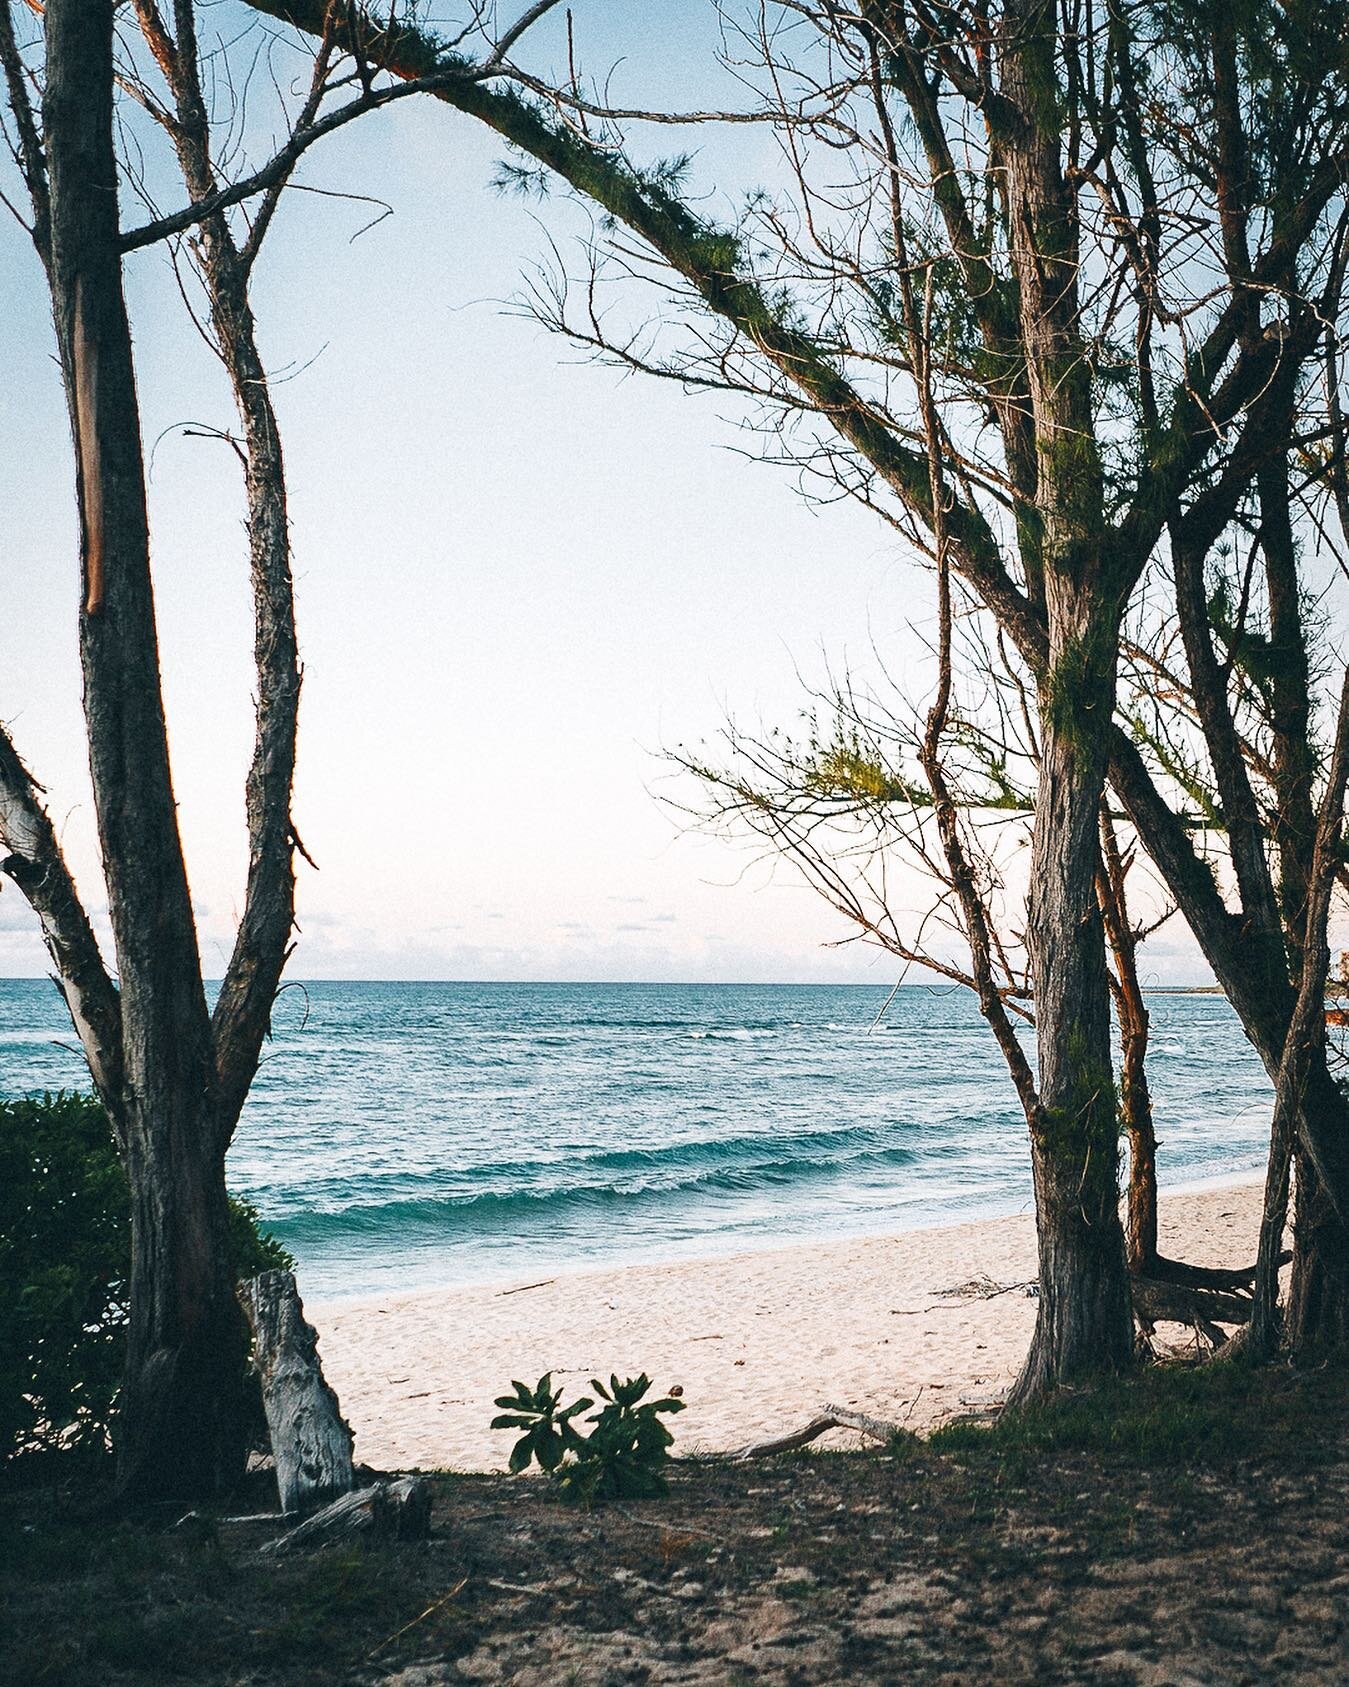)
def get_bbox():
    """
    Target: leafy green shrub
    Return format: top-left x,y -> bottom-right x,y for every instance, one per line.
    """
0,1092 -> 293,1470
493,1372 -> 685,1505
491,1373 -> 593,1474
